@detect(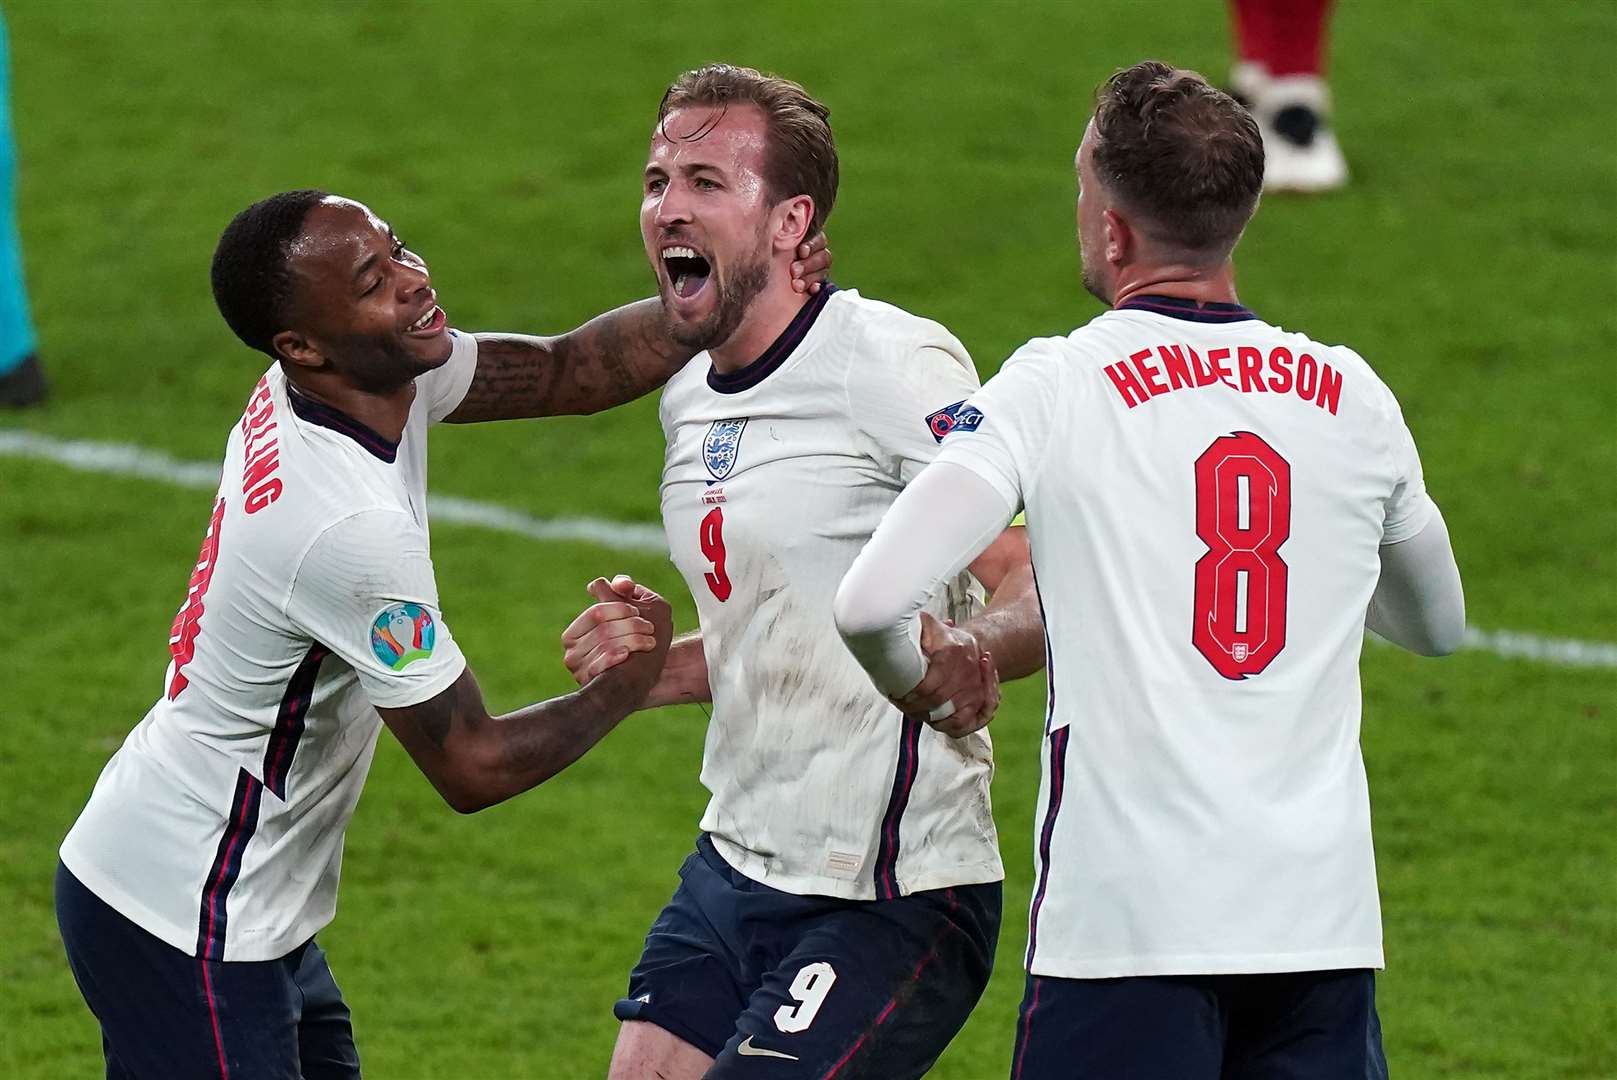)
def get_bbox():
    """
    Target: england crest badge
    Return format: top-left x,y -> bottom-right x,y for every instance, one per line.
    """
704,418 -> 748,480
